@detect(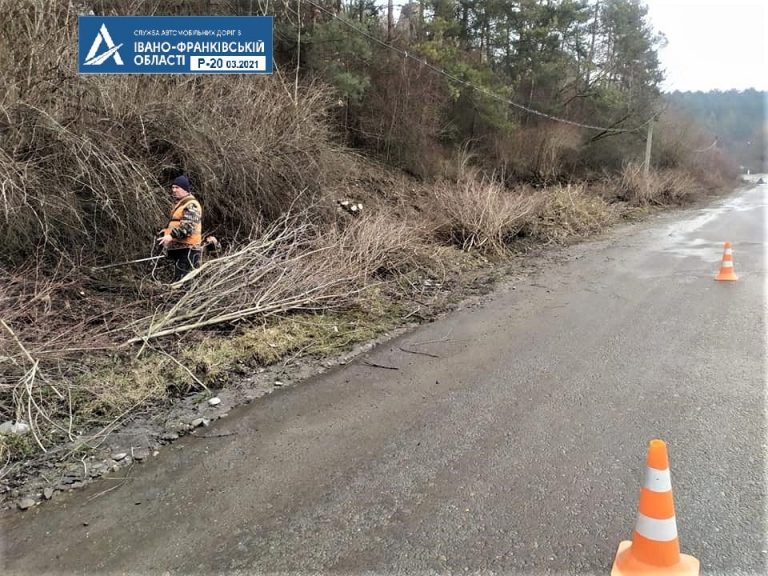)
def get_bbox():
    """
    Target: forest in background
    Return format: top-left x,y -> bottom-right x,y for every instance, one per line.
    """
279,0 -> 667,179
667,89 -> 766,173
